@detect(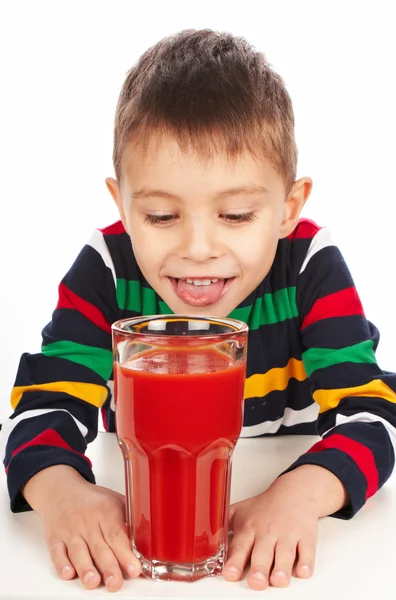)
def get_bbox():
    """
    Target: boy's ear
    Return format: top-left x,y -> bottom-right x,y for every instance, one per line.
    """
279,177 -> 313,238
105,177 -> 129,232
